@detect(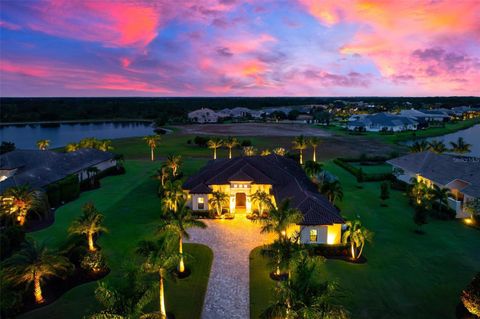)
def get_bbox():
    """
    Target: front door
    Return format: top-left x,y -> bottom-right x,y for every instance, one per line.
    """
235,193 -> 246,208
